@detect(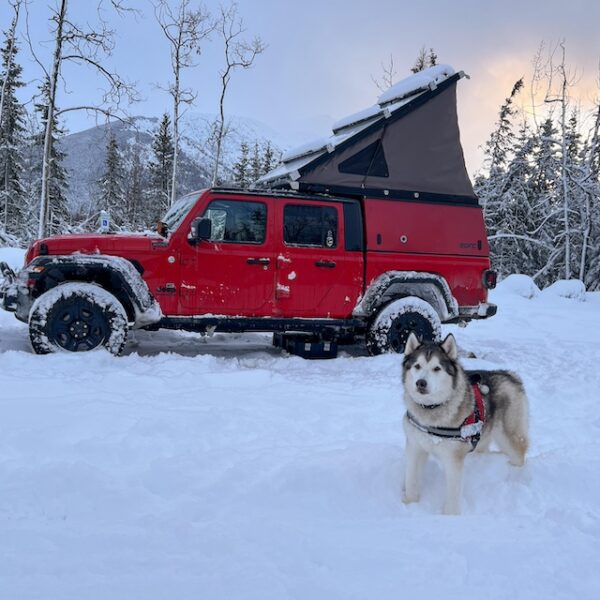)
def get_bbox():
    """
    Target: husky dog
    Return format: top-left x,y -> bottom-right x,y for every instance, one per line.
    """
401,332 -> 529,515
